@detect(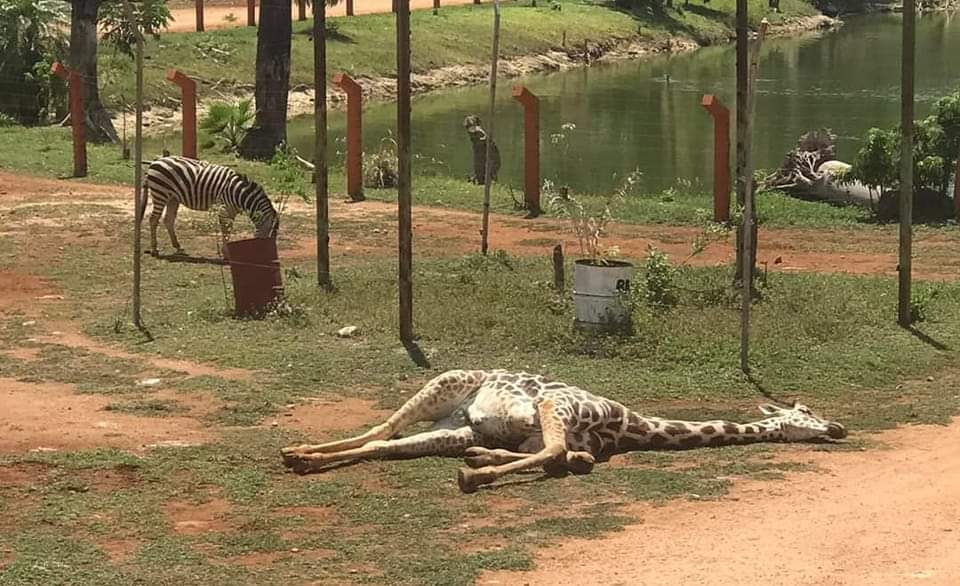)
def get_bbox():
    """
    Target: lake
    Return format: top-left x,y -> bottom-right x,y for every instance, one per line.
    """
286,12 -> 960,194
